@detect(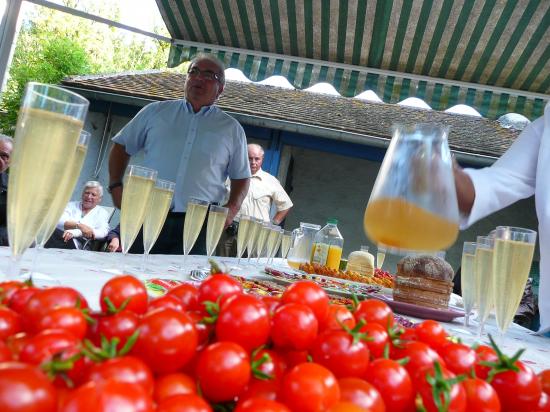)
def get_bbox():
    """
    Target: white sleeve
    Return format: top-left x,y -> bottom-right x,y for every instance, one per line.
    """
56,202 -> 76,231
462,117 -> 543,228
91,209 -> 110,240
